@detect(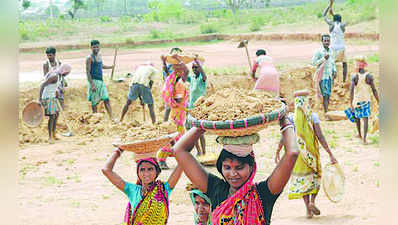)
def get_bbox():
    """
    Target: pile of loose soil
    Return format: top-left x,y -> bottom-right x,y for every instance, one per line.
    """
118,121 -> 176,141
190,88 -> 281,121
